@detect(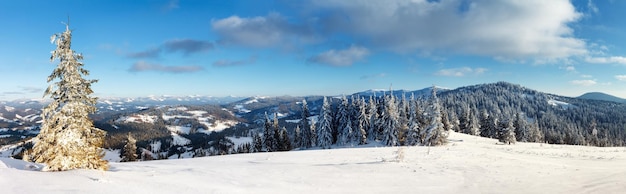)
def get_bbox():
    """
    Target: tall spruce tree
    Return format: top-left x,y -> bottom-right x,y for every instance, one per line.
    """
479,110 -> 497,138
317,97 -> 334,149
252,132 -> 263,152
467,109 -> 480,136
397,94 -> 410,144
405,99 -> 421,146
441,109 -> 452,133
459,104 -> 471,134
293,125 -> 301,148
367,96 -> 379,141
355,98 -> 368,145
336,95 -> 352,145
498,118 -> 516,145
514,113 -> 528,142
374,96 -> 387,141
121,133 -> 138,162
449,110 -> 460,133
382,92 -> 400,146
263,112 -> 274,152
27,23 -> 108,171
272,113 -> 281,151
278,127 -> 292,151
528,119 -> 543,143
300,100 -> 313,148
340,120 -> 355,146
423,86 -> 447,146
